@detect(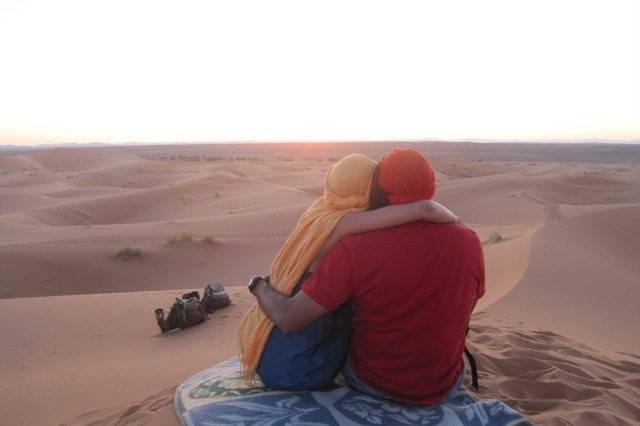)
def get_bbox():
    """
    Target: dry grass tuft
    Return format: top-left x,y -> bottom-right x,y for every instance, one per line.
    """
166,233 -> 193,245
165,233 -> 216,247
165,233 -> 197,246
114,247 -> 142,261
201,235 -> 216,245
488,231 -> 503,244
